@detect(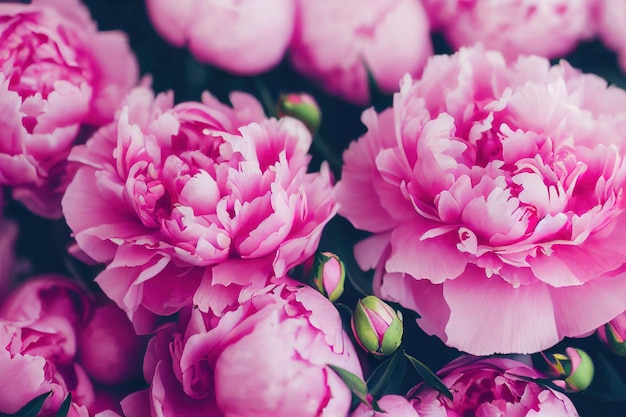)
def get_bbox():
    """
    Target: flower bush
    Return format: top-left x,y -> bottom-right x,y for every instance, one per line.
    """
5,1 -> 626,417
